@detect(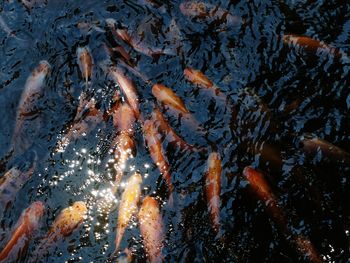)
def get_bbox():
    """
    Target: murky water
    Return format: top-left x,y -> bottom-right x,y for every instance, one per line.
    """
0,0 -> 350,262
